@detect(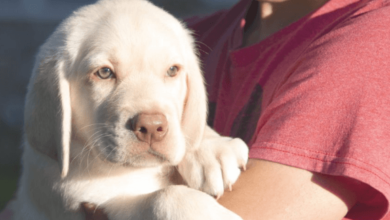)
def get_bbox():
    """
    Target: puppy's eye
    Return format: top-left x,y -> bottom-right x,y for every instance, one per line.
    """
167,66 -> 179,77
96,67 -> 114,79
